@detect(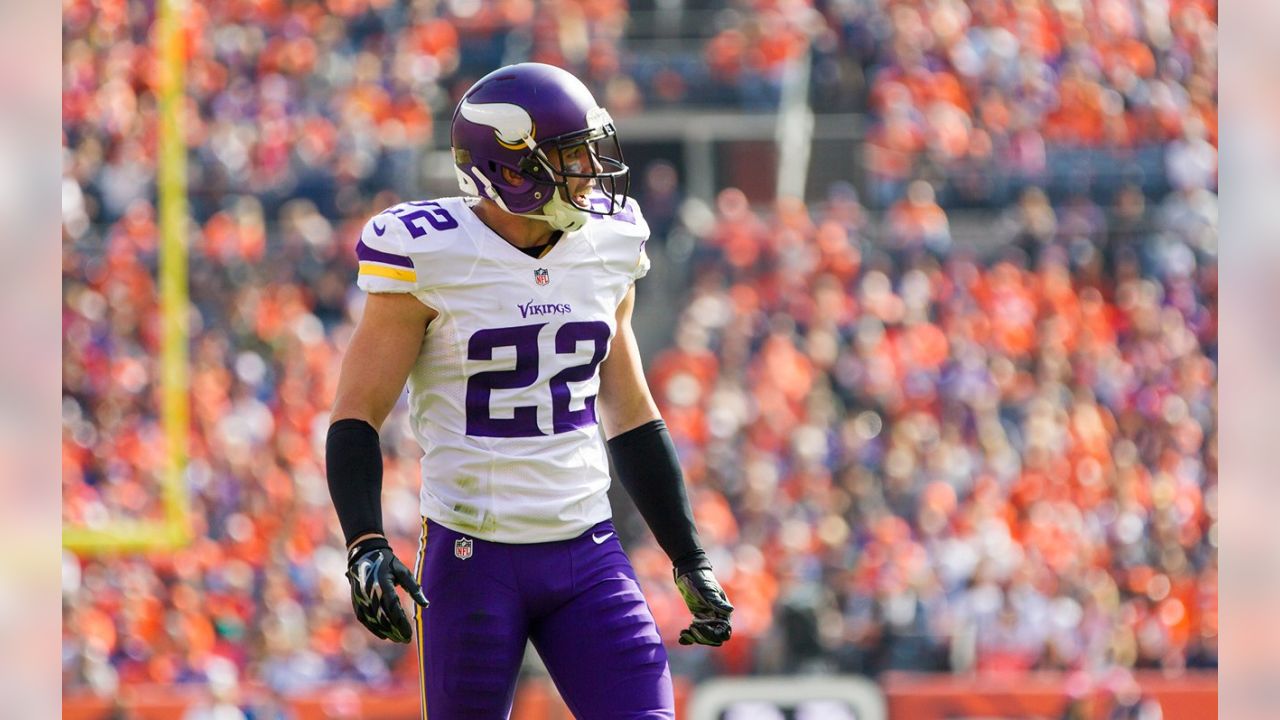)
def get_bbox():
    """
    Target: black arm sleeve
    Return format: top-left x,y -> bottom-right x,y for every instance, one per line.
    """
607,419 -> 710,575
325,418 -> 385,547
